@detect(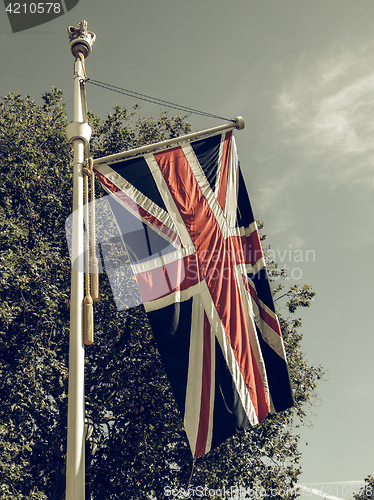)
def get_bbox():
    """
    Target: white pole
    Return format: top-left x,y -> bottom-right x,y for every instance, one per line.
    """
65,21 -> 95,500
